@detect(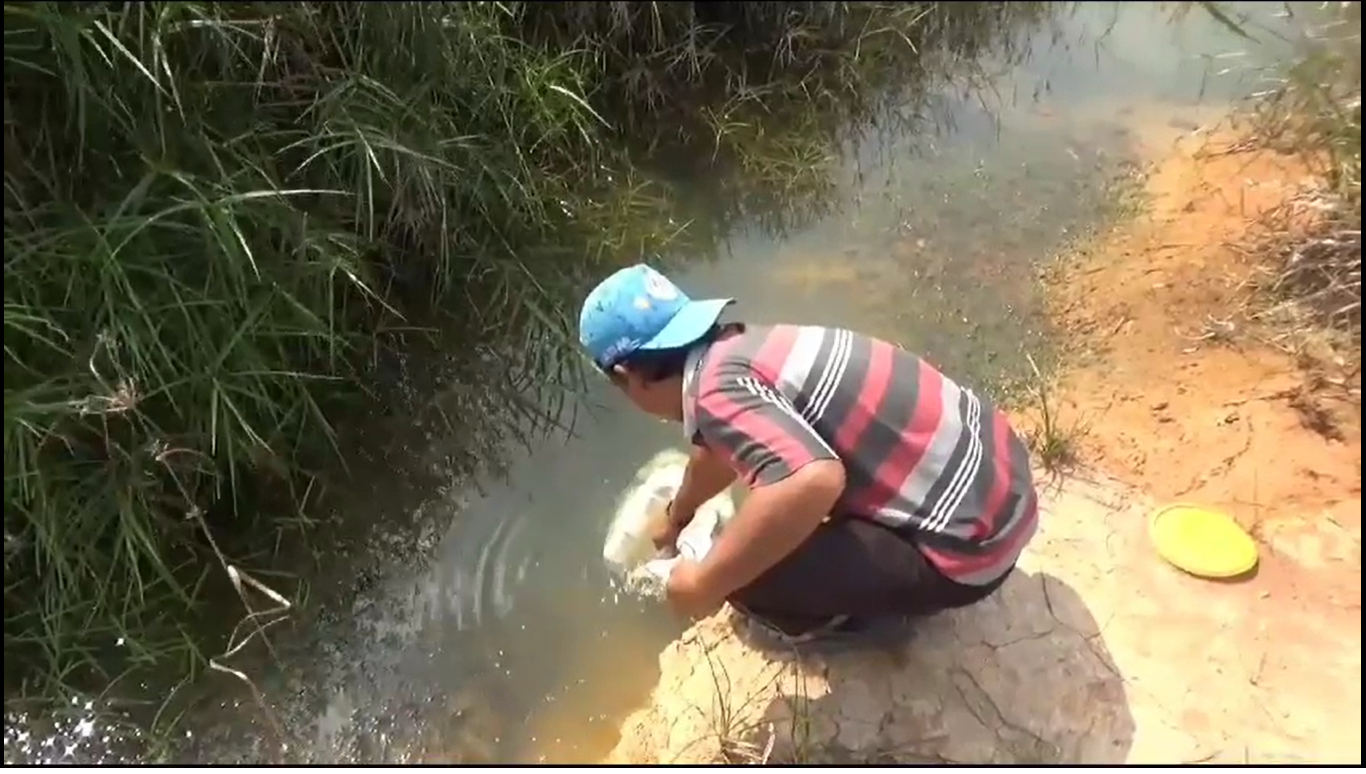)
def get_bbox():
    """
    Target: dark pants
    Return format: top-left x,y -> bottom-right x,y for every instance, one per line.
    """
728,517 -> 1010,636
